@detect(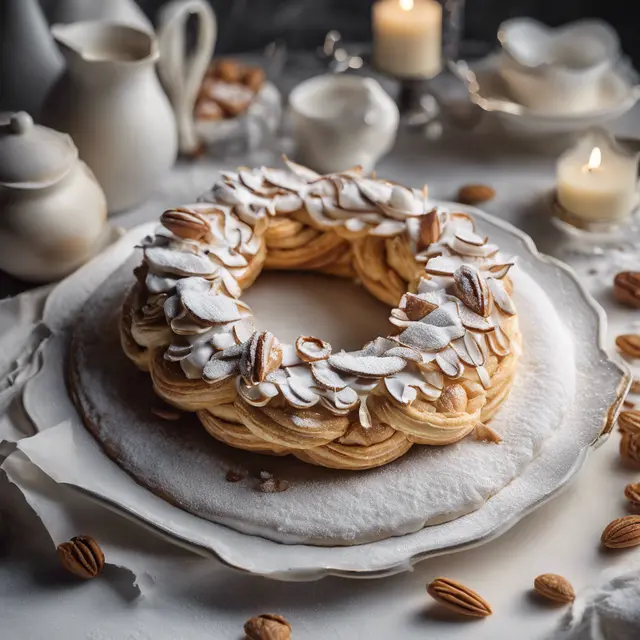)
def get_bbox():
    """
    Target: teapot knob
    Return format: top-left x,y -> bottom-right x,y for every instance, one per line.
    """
8,112 -> 34,135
